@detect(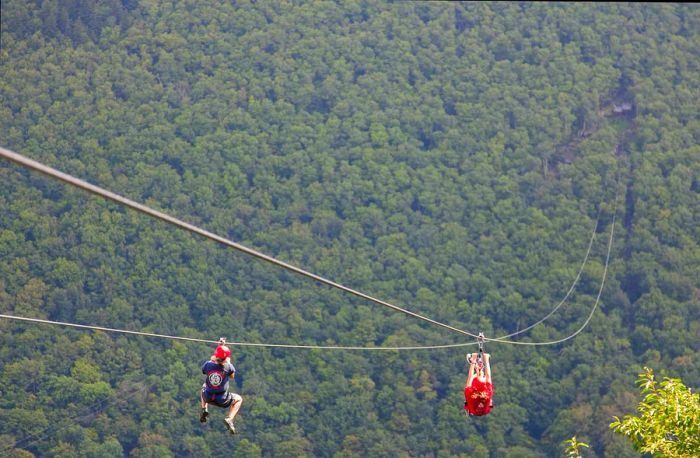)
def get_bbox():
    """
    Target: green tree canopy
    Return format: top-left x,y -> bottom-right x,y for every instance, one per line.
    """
611,368 -> 700,457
